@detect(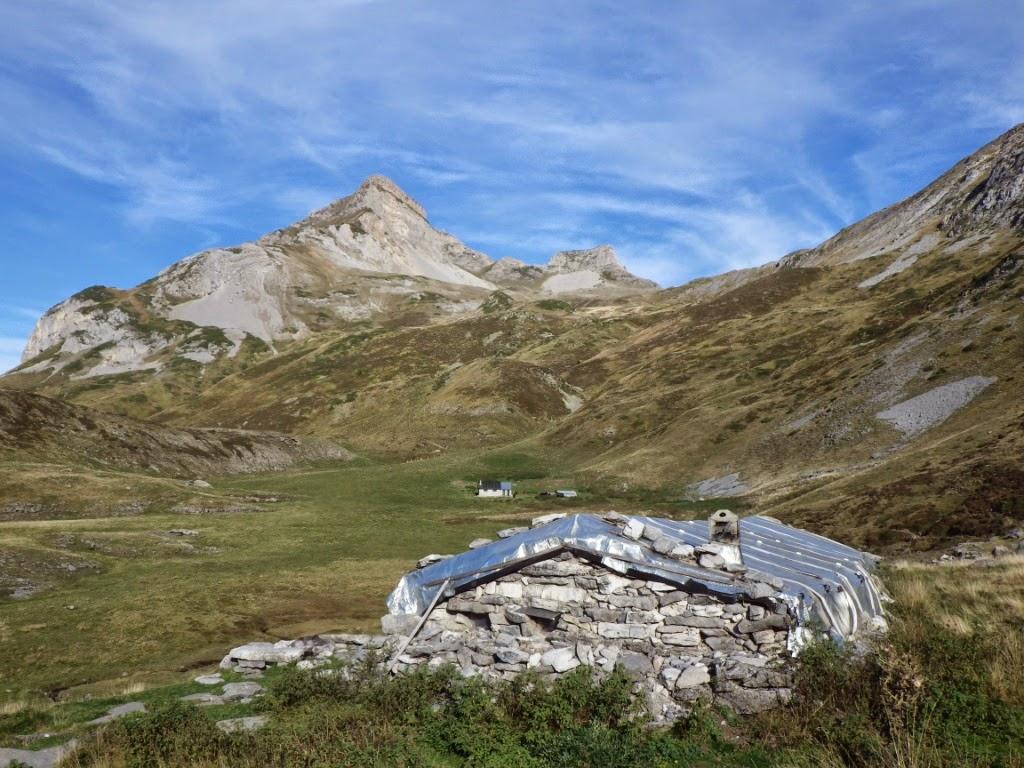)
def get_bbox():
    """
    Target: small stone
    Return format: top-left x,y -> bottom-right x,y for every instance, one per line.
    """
495,648 -> 530,665
675,663 -> 711,689
221,682 -> 263,701
615,651 -> 653,678
532,512 -> 566,528
663,615 -> 724,629
597,574 -> 633,595
0,741 -> 77,768
194,674 -> 224,686
737,615 -> 788,634
660,666 -> 681,688
651,537 -> 676,555
229,641 -> 305,665
641,524 -> 664,542
752,629 -> 776,644
622,519 -> 644,540
468,538 -> 493,549
992,545 -> 1010,557
216,716 -> 268,733
541,647 -> 580,673
699,553 -> 725,568
606,594 -> 657,610
88,701 -> 146,724
181,692 -> 222,706
659,628 -> 700,647
669,543 -> 695,559
598,622 -> 655,639
381,613 -> 421,635
416,553 -> 452,568
168,529 -> 199,536
497,527 -> 528,539
658,591 -> 688,607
